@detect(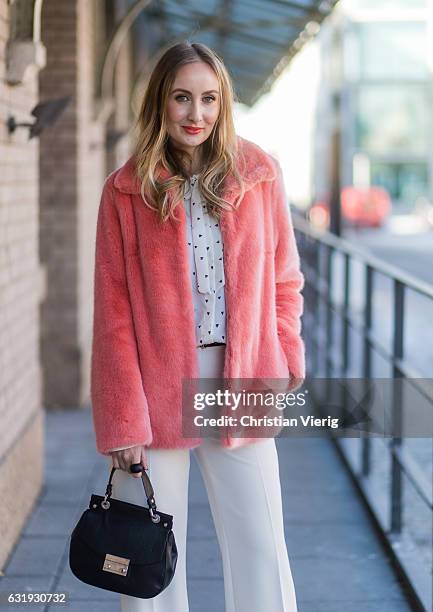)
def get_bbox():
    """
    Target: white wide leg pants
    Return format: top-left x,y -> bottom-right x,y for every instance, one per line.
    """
107,345 -> 298,612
